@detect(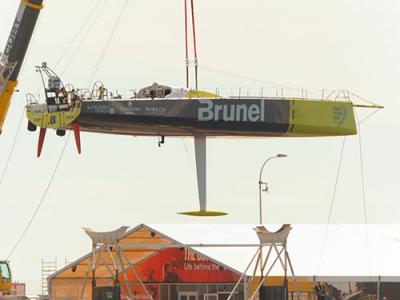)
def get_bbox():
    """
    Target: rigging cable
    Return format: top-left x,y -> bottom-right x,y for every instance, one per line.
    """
87,0 -> 129,88
198,64 -> 299,90
315,137 -> 346,275
350,91 -> 382,108
355,111 -> 372,276
60,0 -> 109,76
197,65 -> 382,108
357,108 -> 381,126
6,133 -> 71,260
317,108 -> 376,275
